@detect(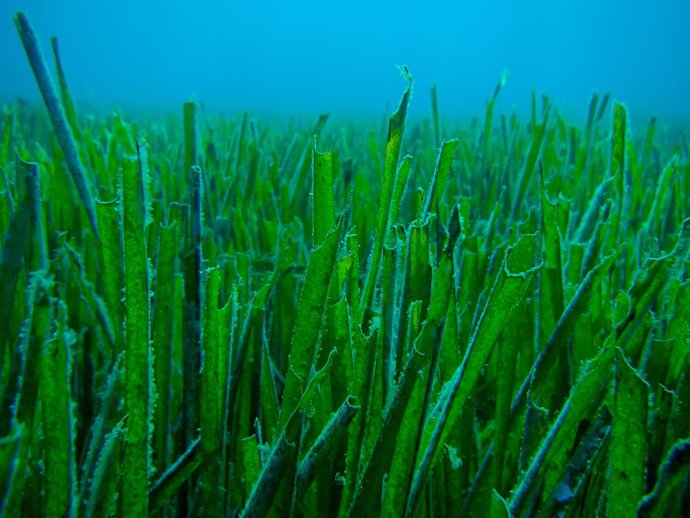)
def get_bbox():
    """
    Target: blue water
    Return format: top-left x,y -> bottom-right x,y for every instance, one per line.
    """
2,0 -> 689,120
